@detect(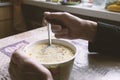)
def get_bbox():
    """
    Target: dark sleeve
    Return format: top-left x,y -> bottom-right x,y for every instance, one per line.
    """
89,22 -> 120,56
